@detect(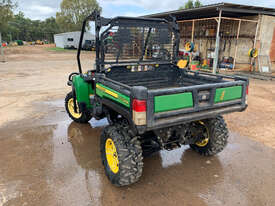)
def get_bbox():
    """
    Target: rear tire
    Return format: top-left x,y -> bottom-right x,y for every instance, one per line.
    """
100,124 -> 143,186
65,91 -> 92,123
190,116 -> 229,156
